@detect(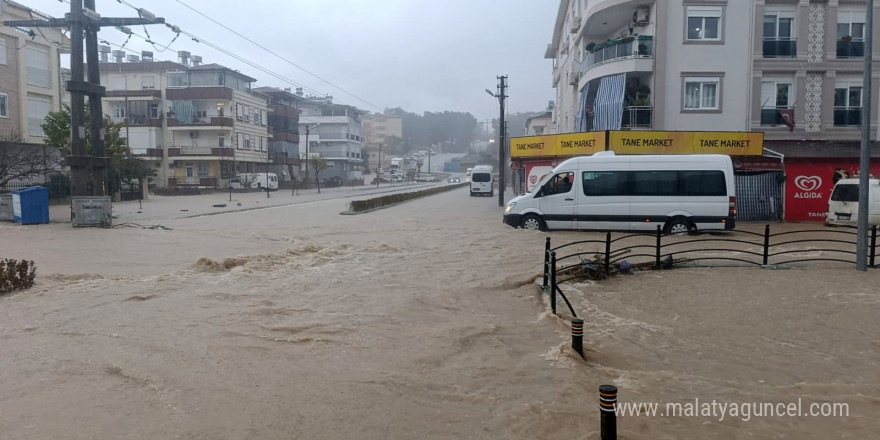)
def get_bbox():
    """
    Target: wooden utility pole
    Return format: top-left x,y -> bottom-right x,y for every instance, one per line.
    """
4,1 -> 164,196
